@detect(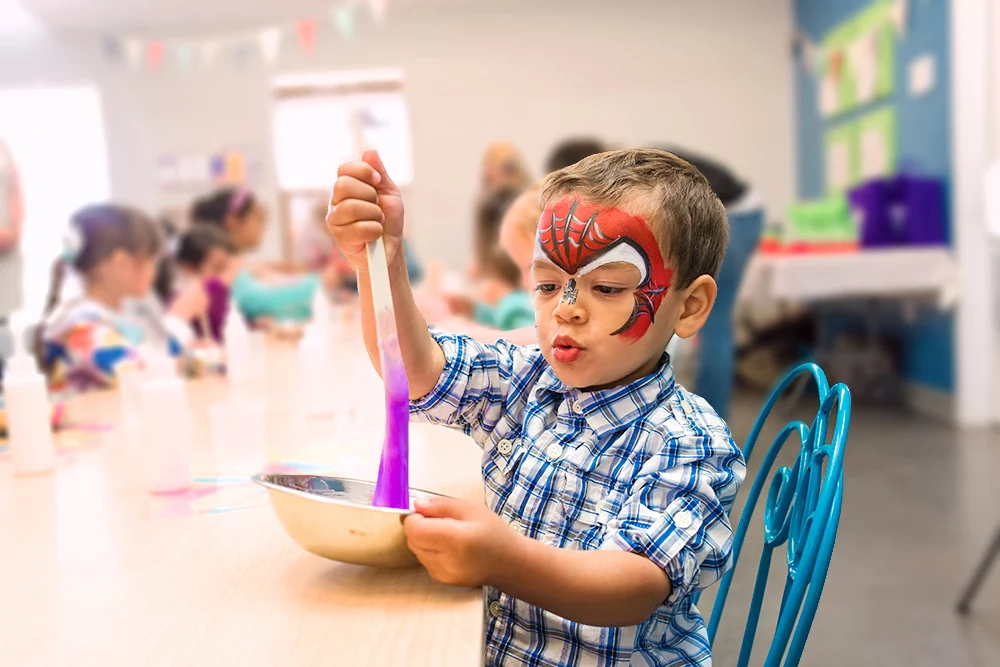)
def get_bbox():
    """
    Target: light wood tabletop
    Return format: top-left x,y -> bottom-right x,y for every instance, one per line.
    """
0,331 -> 486,667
